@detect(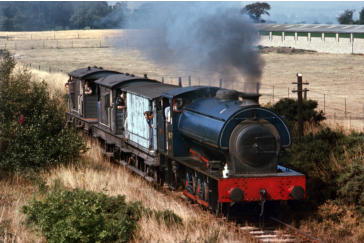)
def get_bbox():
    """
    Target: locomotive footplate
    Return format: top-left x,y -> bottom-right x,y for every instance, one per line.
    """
218,169 -> 306,203
174,157 -> 306,204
